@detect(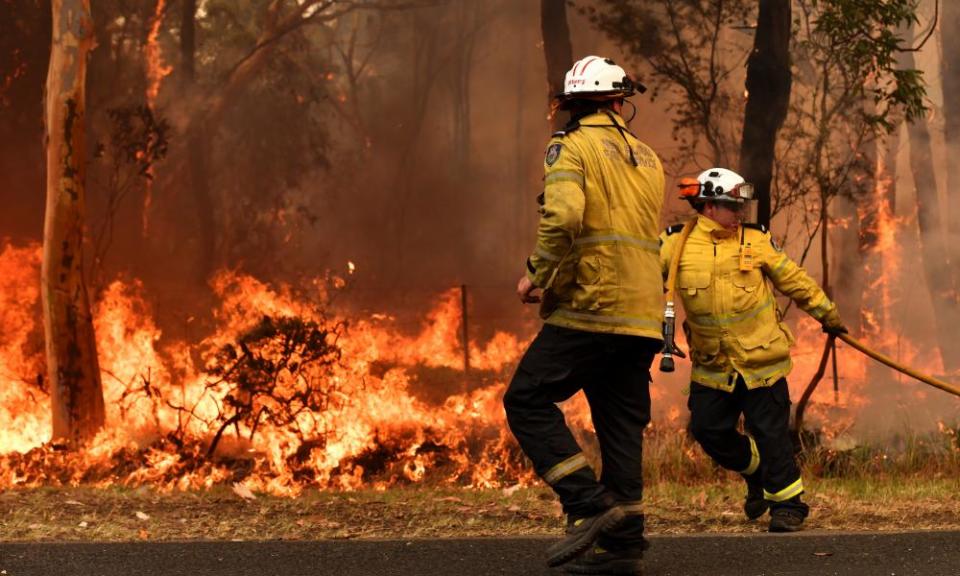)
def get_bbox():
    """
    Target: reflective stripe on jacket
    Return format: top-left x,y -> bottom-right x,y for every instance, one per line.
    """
659,216 -> 836,391
526,111 -> 665,339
